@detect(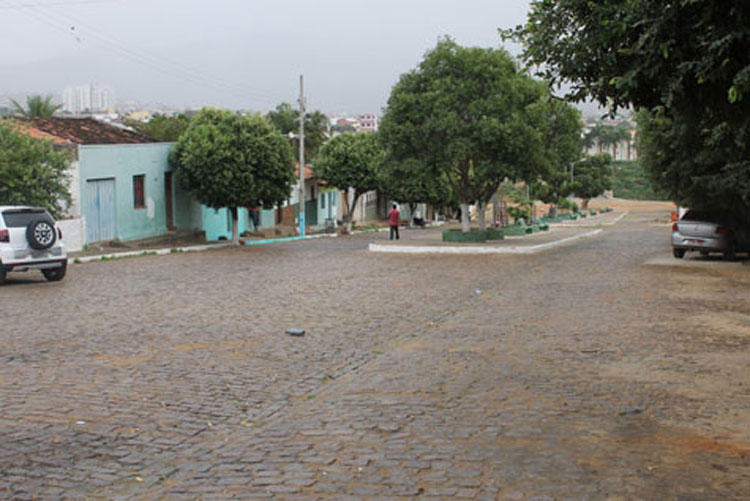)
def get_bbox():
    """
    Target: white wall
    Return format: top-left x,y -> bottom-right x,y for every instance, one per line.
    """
67,159 -> 81,218
58,218 -> 85,252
